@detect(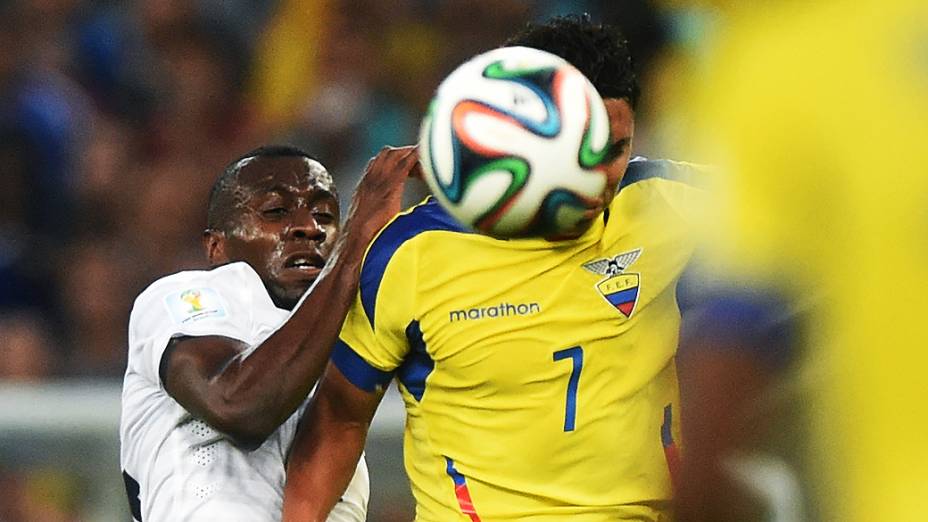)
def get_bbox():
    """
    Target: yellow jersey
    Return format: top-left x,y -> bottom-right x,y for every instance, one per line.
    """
333,158 -> 705,521
681,1 -> 928,520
